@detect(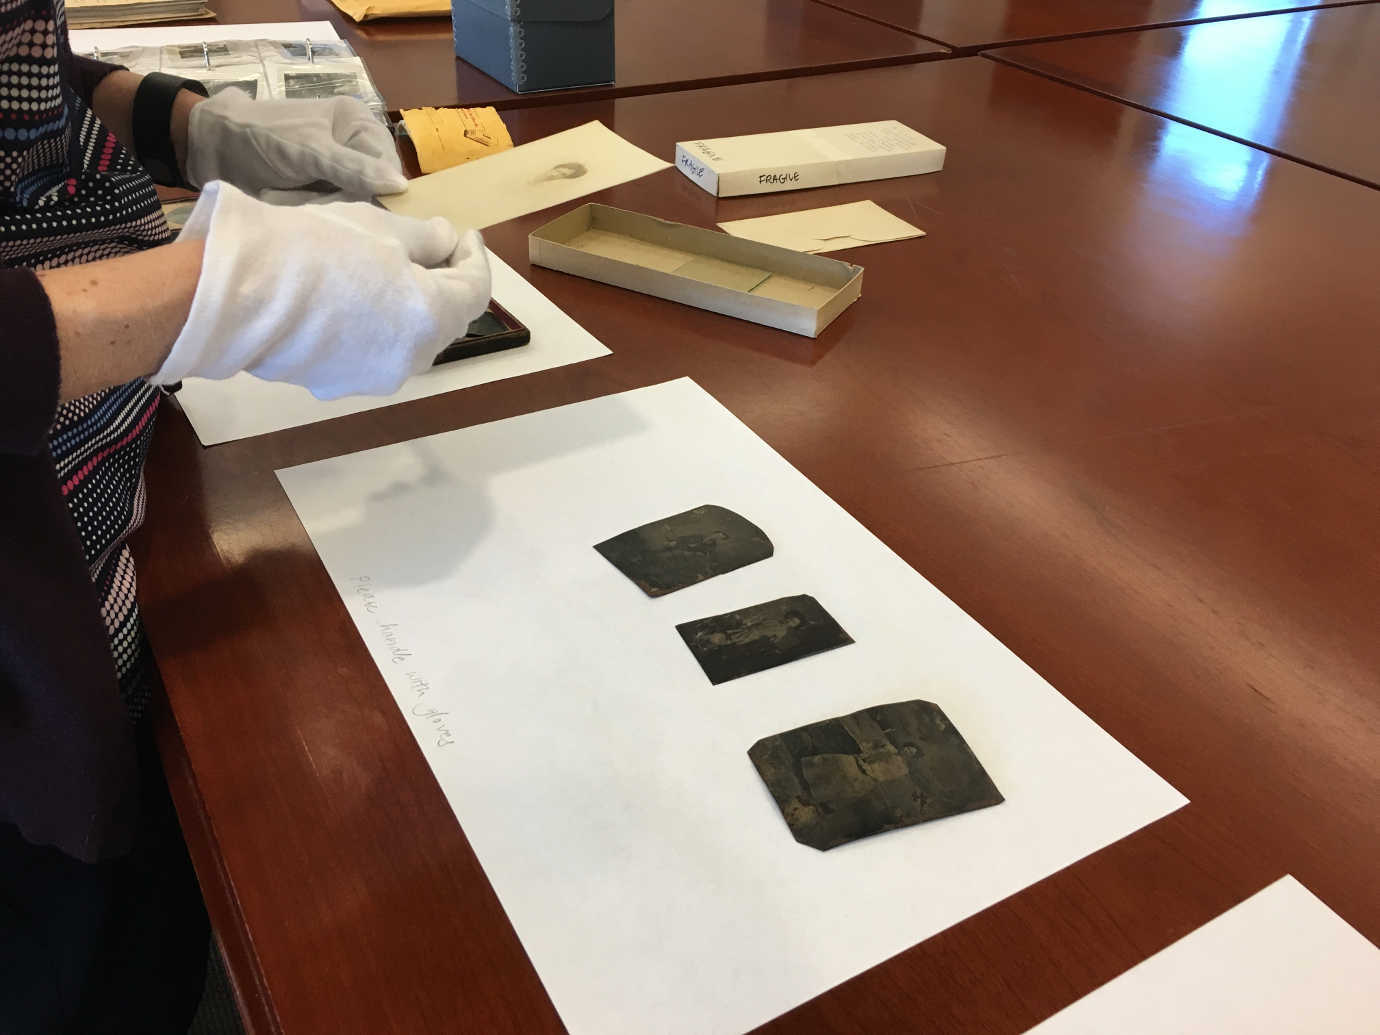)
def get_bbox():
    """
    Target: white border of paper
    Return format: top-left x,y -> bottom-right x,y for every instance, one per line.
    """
172,251 -> 610,445
277,378 -> 1187,1035
70,21 -> 342,52
1029,876 -> 1380,1033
